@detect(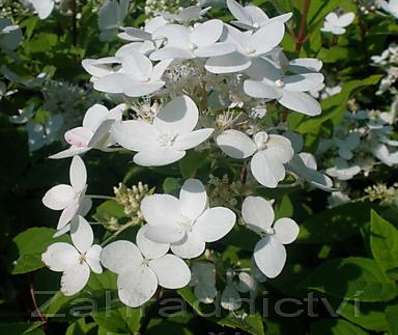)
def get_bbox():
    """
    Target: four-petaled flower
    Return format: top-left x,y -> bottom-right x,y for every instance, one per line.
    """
100,226 -> 191,307
42,155 -> 91,235
216,129 -> 294,188
112,95 -> 214,166
321,12 -> 355,35
141,179 -> 236,259
42,216 -> 102,296
242,196 -> 299,278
